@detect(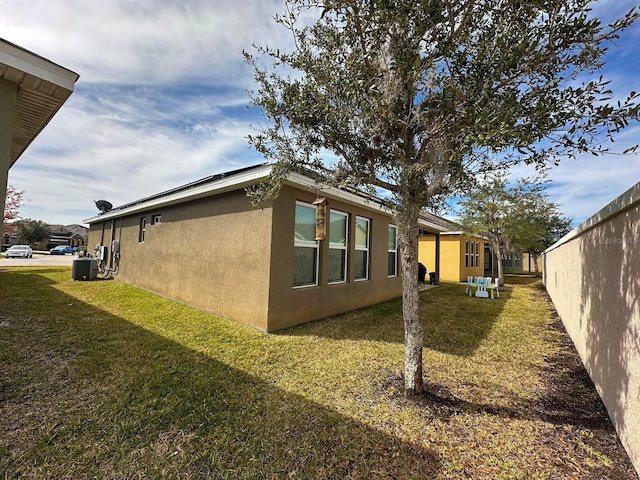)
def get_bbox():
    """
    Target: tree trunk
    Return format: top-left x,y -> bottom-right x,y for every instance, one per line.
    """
396,203 -> 423,396
532,252 -> 541,277
493,237 -> 504,287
